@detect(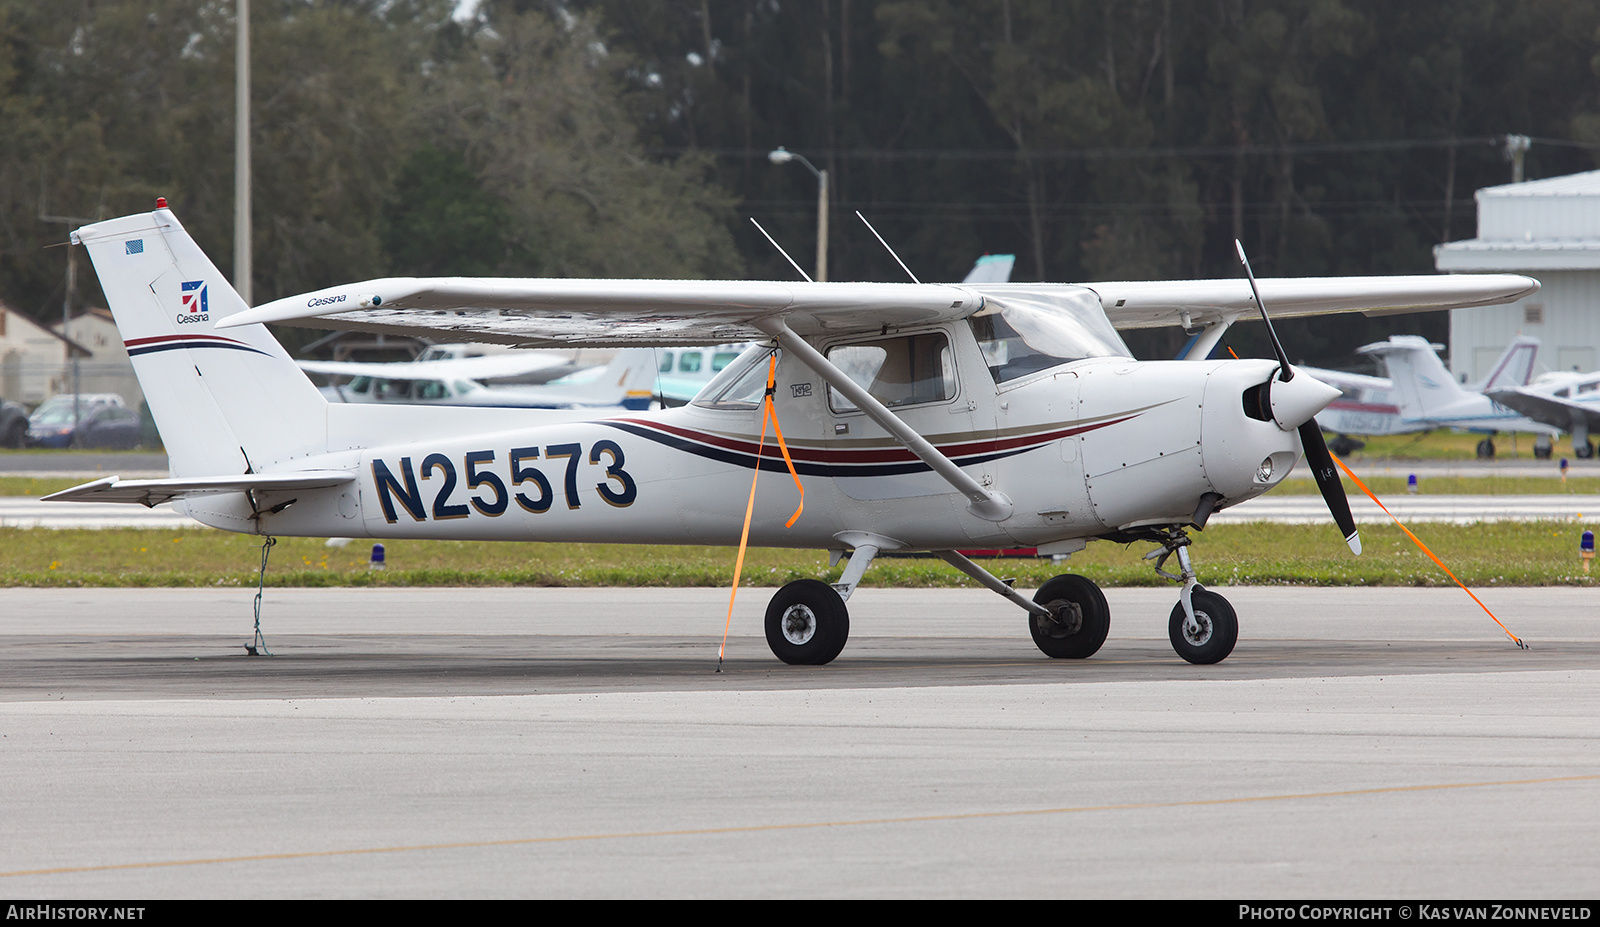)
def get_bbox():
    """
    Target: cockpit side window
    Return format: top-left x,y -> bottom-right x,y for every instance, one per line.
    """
825,332 -> 955,413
